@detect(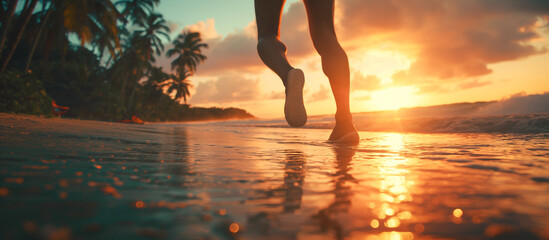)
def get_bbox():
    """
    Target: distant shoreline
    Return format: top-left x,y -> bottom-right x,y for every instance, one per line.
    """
0,112 -> 255,126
